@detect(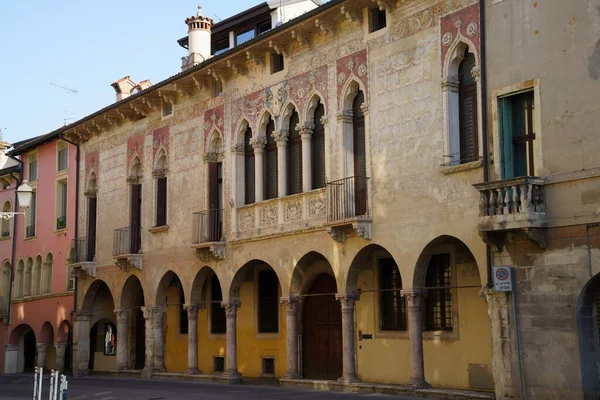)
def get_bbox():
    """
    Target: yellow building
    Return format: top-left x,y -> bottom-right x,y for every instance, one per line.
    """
65,0 -> 499,396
